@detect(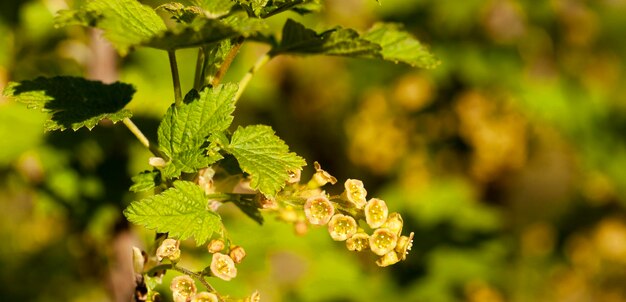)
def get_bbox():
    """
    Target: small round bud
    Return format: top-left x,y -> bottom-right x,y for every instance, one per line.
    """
346,232 -> 370,252
307,162 -> 337,188
207,239 -> 225,254
395,232 -> 414,261
304,195 -> 335,225
287,169 -> 302,184
132,247 -> 145,274
210,253 -> 237,281
170,275 -> 197,302
191,292 -> 219,302
328,214 -> 358,241
156,239 -> 180,262
258,195 -> 278,210
294,220 -> 309,236
149,157 -> 167,168
376,250 -> 401,267
365,198 -> 389,229
229,245 -> 246,264
343,179 -> 367,209
370,228 -> 398,256
244,290 -> 261,302
382,212 -> 404,236
207,199 -> 223,212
